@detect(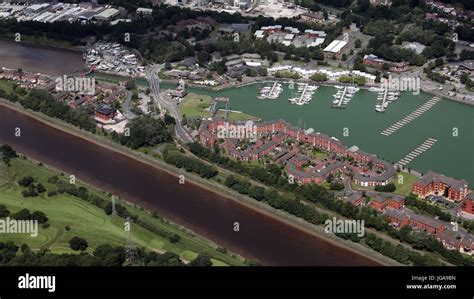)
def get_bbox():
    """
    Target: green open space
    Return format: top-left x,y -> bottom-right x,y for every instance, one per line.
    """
0,79 -> 16,94
179,93 -> 212,119
0,157 -> 245,266
391,172 -> 420,196
179,92 -> 259,122
310,149 -> 328,161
